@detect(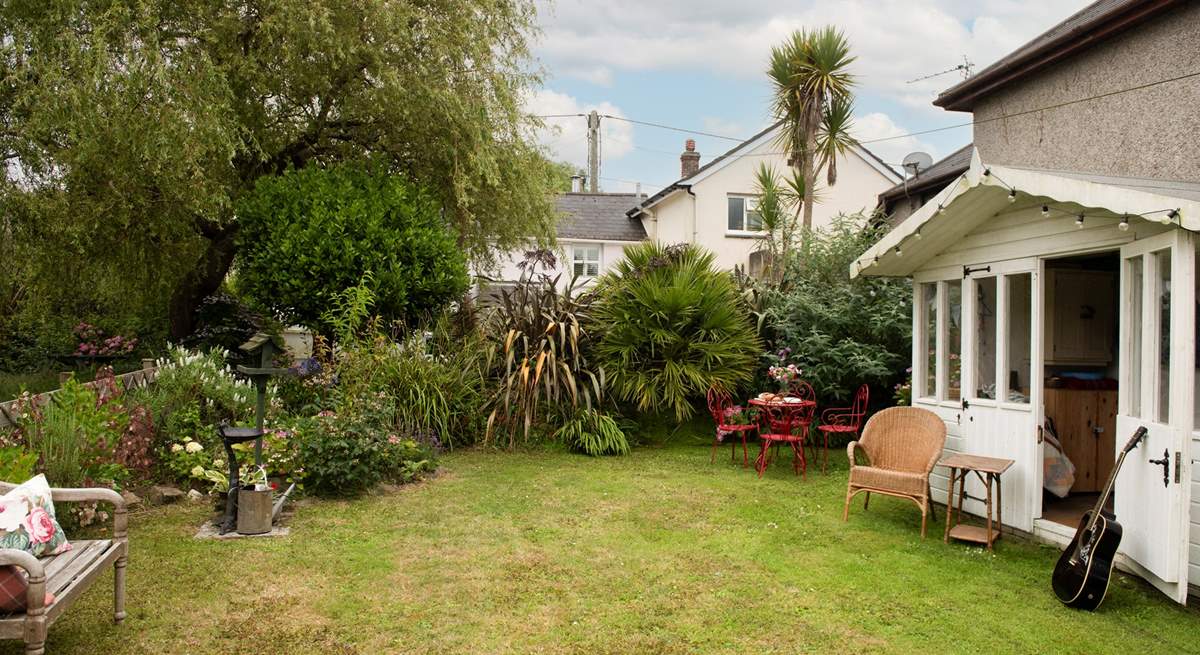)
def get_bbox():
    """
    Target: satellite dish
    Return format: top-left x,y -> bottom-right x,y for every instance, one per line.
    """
901,151 -> 933,177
